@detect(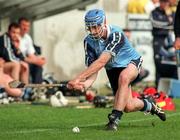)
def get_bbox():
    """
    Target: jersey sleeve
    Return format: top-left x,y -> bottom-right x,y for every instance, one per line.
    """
84,39 -> 97,66
27,36 -> 35,55
104,32 -> 125,56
